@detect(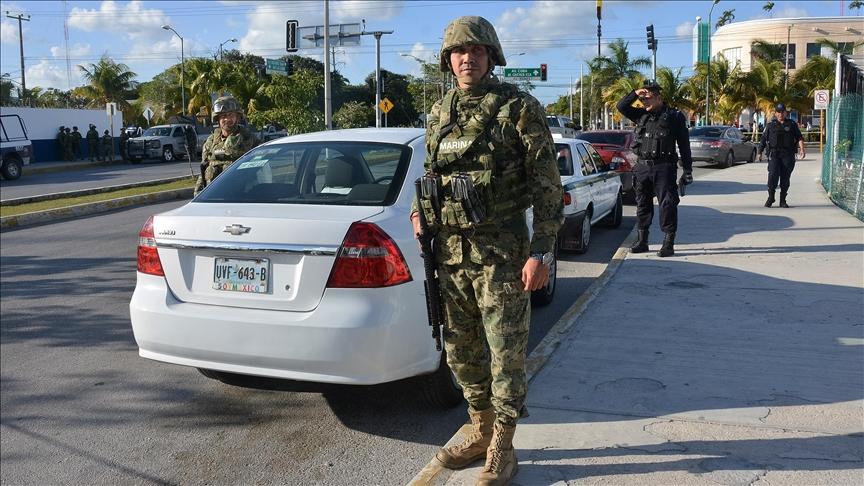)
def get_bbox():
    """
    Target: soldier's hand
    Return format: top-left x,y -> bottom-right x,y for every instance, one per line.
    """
522,258 -> 549,292
683,172 -> 693,185
411,212 -> 422,239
